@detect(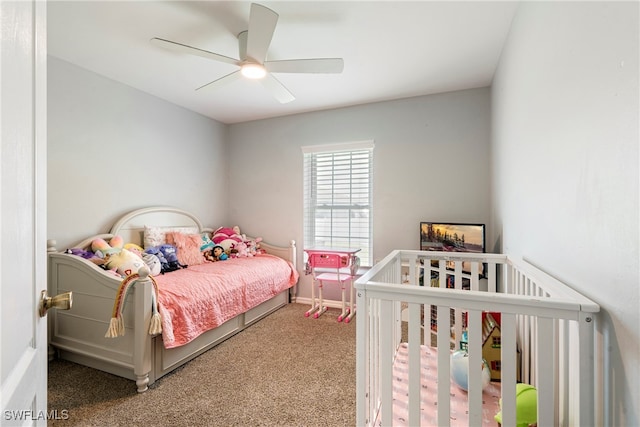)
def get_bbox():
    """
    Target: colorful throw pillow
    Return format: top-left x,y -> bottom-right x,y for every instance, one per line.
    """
166,232 -> 205,265
143,225 -> 199,249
